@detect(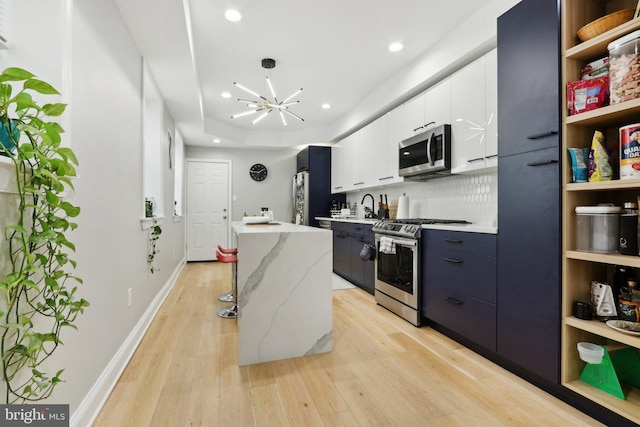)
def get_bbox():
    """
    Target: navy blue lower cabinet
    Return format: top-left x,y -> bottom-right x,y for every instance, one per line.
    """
422,229 -> 497,351
332,223 -> 351,280
425,285 -> 496,350
332,221 -> 375,294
